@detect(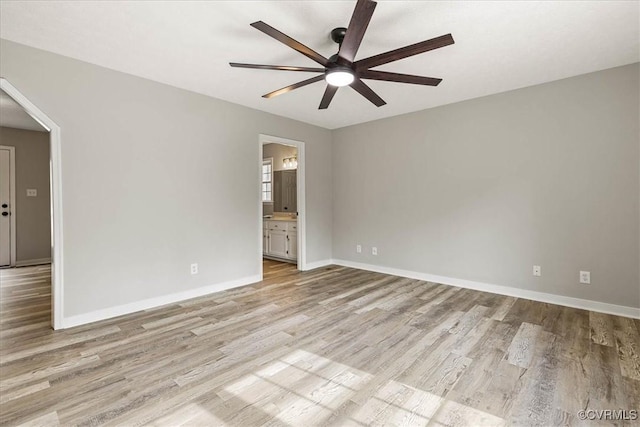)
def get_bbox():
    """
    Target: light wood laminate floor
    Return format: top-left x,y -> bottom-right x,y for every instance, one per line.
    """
1,261 -> 639,426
